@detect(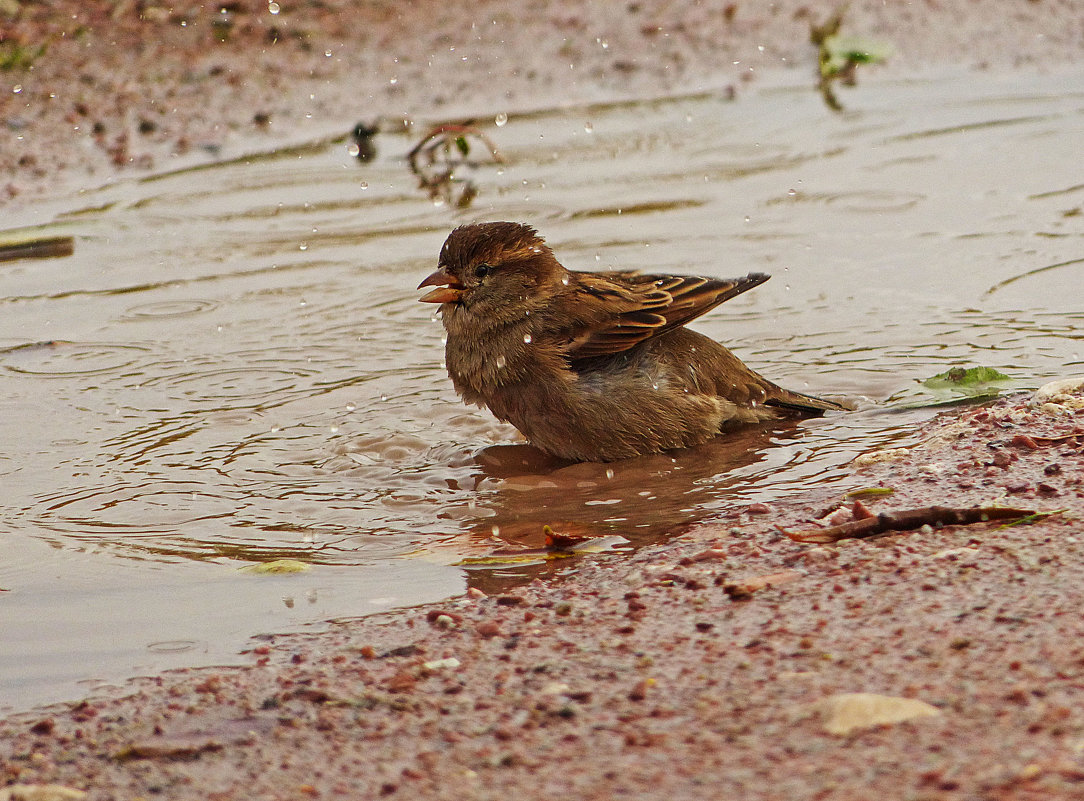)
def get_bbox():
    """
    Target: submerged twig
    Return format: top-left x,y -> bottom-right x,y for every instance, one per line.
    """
783,505 -> 1038,544
407,122 -> 505,208
810,3 -> 890,111
0,235 -> 74,263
